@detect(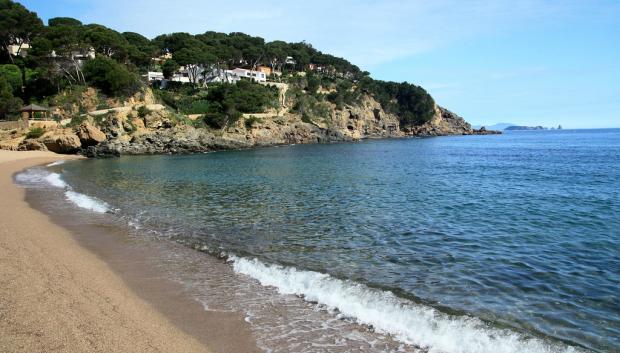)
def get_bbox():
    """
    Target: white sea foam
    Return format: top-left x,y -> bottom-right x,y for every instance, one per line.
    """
14,169 -> 45,185
16,168 -> 110,214
46,160 -> 65,167
229,256 -> 582,353
65,190 -> 109,213
43,172 -> 68,188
